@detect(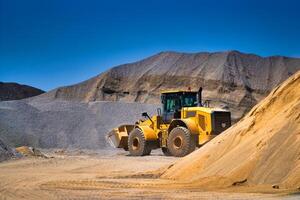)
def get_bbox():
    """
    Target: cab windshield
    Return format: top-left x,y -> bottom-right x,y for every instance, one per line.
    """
181,94 -> 197,107
163,92 -> 197,113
